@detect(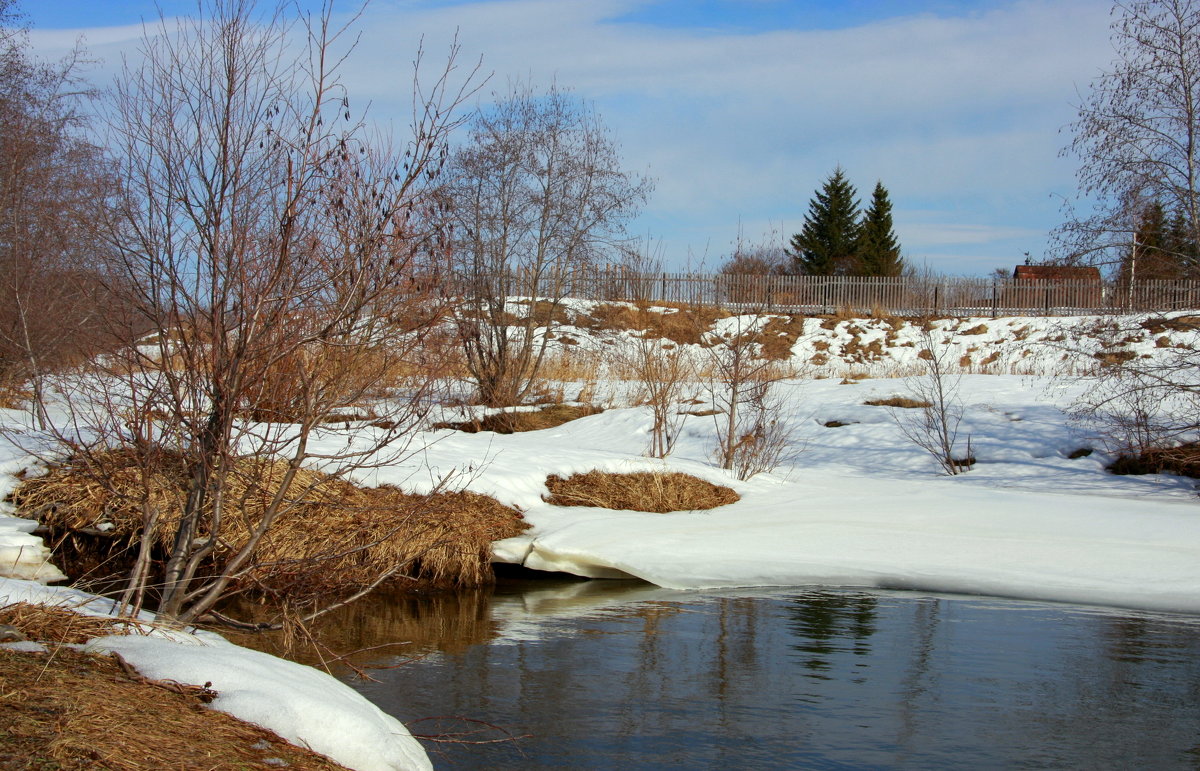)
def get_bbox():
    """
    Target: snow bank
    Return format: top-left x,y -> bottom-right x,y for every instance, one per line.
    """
0,514 -> 64,583
399,372 -> 1200,616
0,578 -> 432,771
0,447 -> 64,583
501,473 -> 1200,614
